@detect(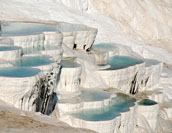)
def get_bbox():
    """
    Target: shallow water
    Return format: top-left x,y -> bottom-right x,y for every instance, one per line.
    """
79,89 -> 111,102
103,56 -> 143,70
71,96 -> 136,121
139,99 -> 157,106
144,59 -> 160,67
61,60 -> 81,68
0,46 -> 20,51
11,55 -> 54,67
58,89 -> 111,104
92,43 -> 115,50
1,22 -> 57,36
0,67 -> 40,77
